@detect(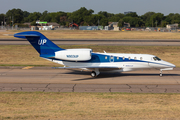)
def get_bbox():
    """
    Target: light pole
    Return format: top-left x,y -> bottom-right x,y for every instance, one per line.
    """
155,20 -> 157,27
1,21 -> 3,29
12,16 -> 14,30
